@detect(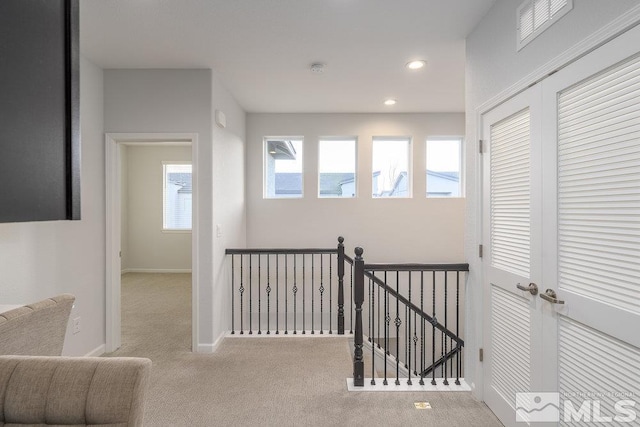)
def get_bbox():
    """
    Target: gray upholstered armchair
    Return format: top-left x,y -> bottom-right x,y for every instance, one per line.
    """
0,294 -> 75,356
0,355 -> 151,427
